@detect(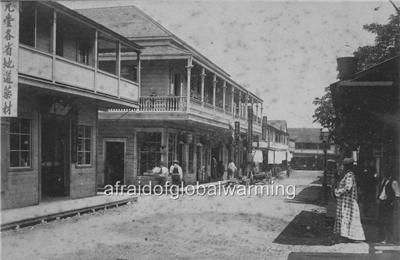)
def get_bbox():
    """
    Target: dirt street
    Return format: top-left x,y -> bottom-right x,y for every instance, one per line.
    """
1,171 -> 369,260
